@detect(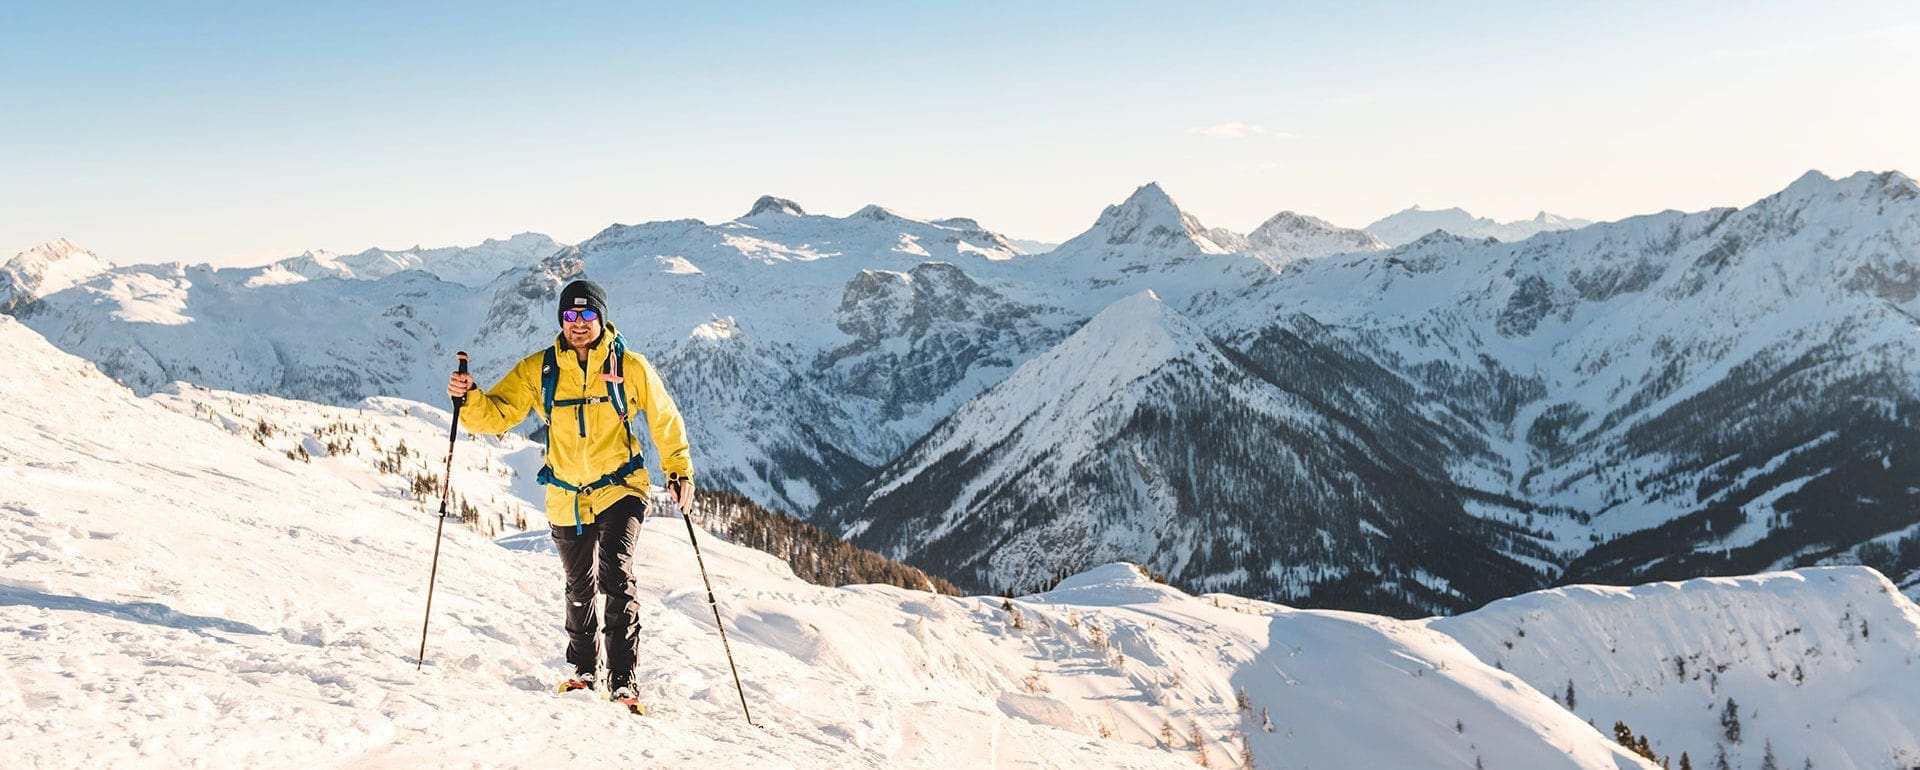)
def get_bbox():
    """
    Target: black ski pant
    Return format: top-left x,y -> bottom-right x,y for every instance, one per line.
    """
551,494 -> 647,685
